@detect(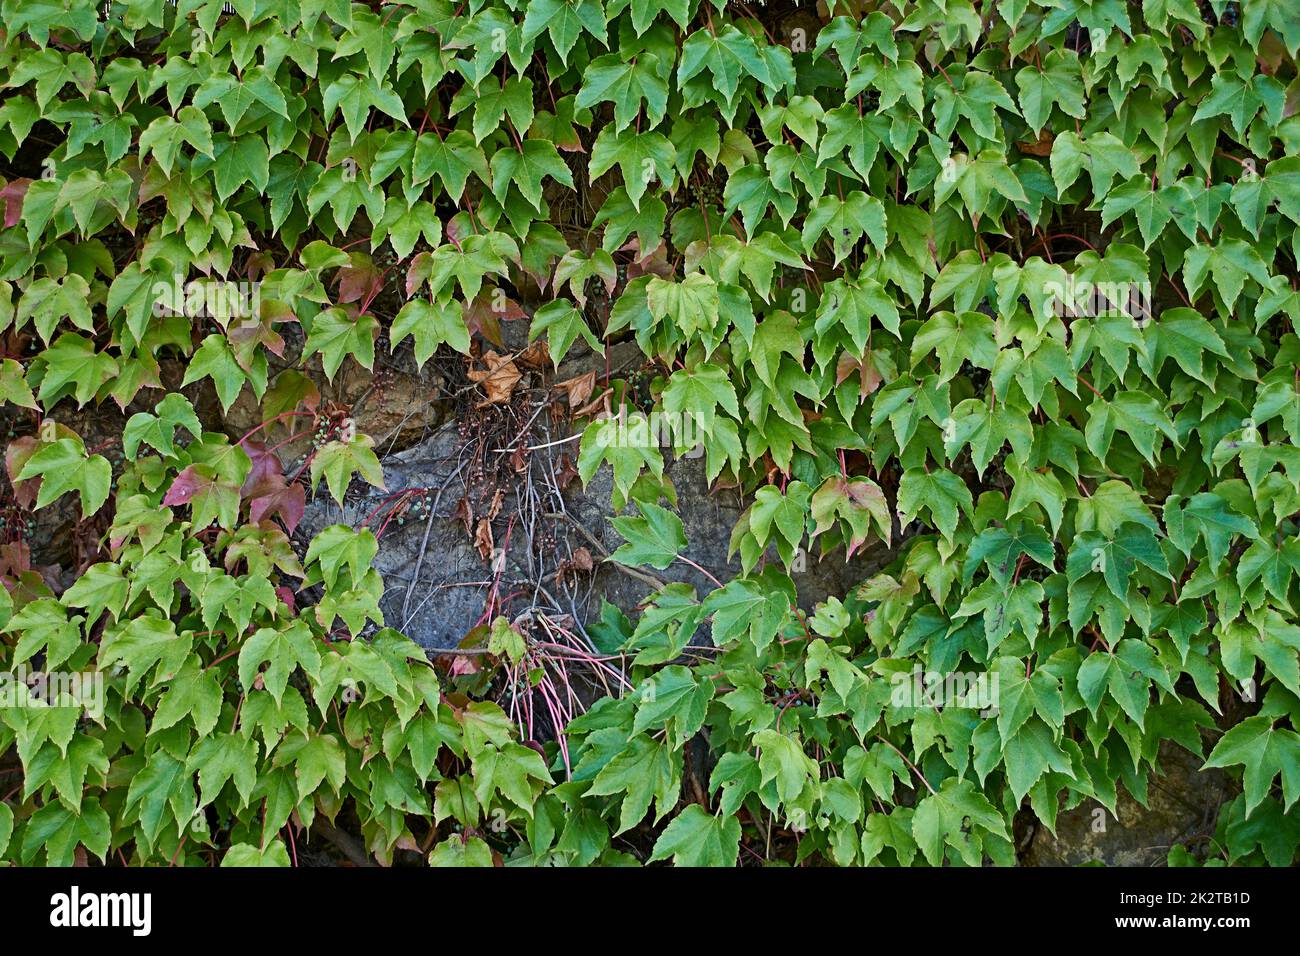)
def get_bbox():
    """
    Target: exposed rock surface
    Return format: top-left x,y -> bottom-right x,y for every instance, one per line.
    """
1022,743 -> 1230,866
297,423 -> 902,650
